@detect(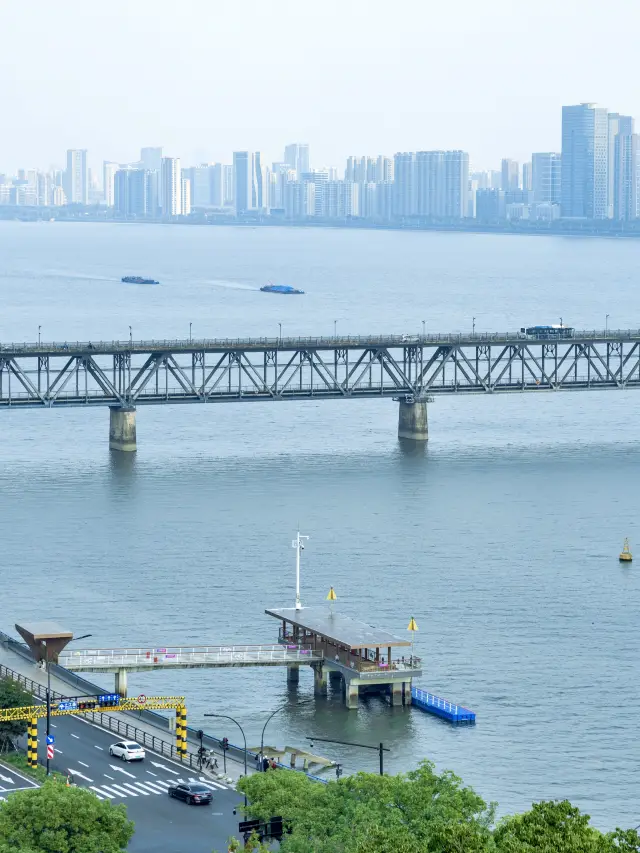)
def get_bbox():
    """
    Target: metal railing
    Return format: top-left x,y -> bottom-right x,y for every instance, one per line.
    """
2,327 -> 640,354
60,644 -> 321,669
412,688 -> 459,714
